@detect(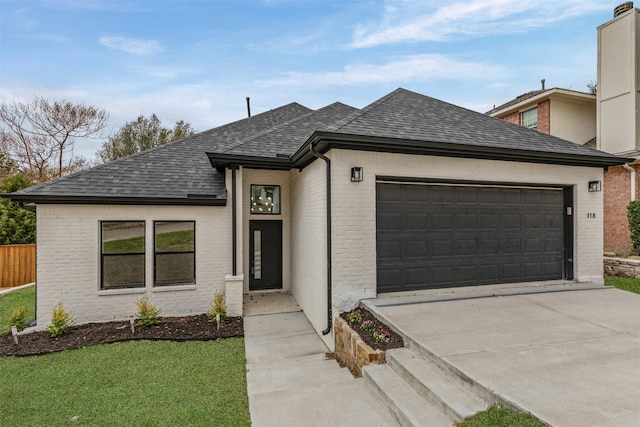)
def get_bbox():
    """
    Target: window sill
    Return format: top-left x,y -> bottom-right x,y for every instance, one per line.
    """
152,284 -> 196,292
98,288 -> 146,296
